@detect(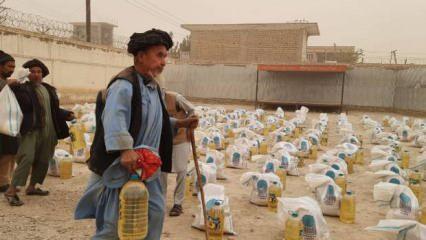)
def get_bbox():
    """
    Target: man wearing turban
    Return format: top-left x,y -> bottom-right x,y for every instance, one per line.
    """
75,29 -> 198,239
0,50 -> 18,195
5,58 -> 74,206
